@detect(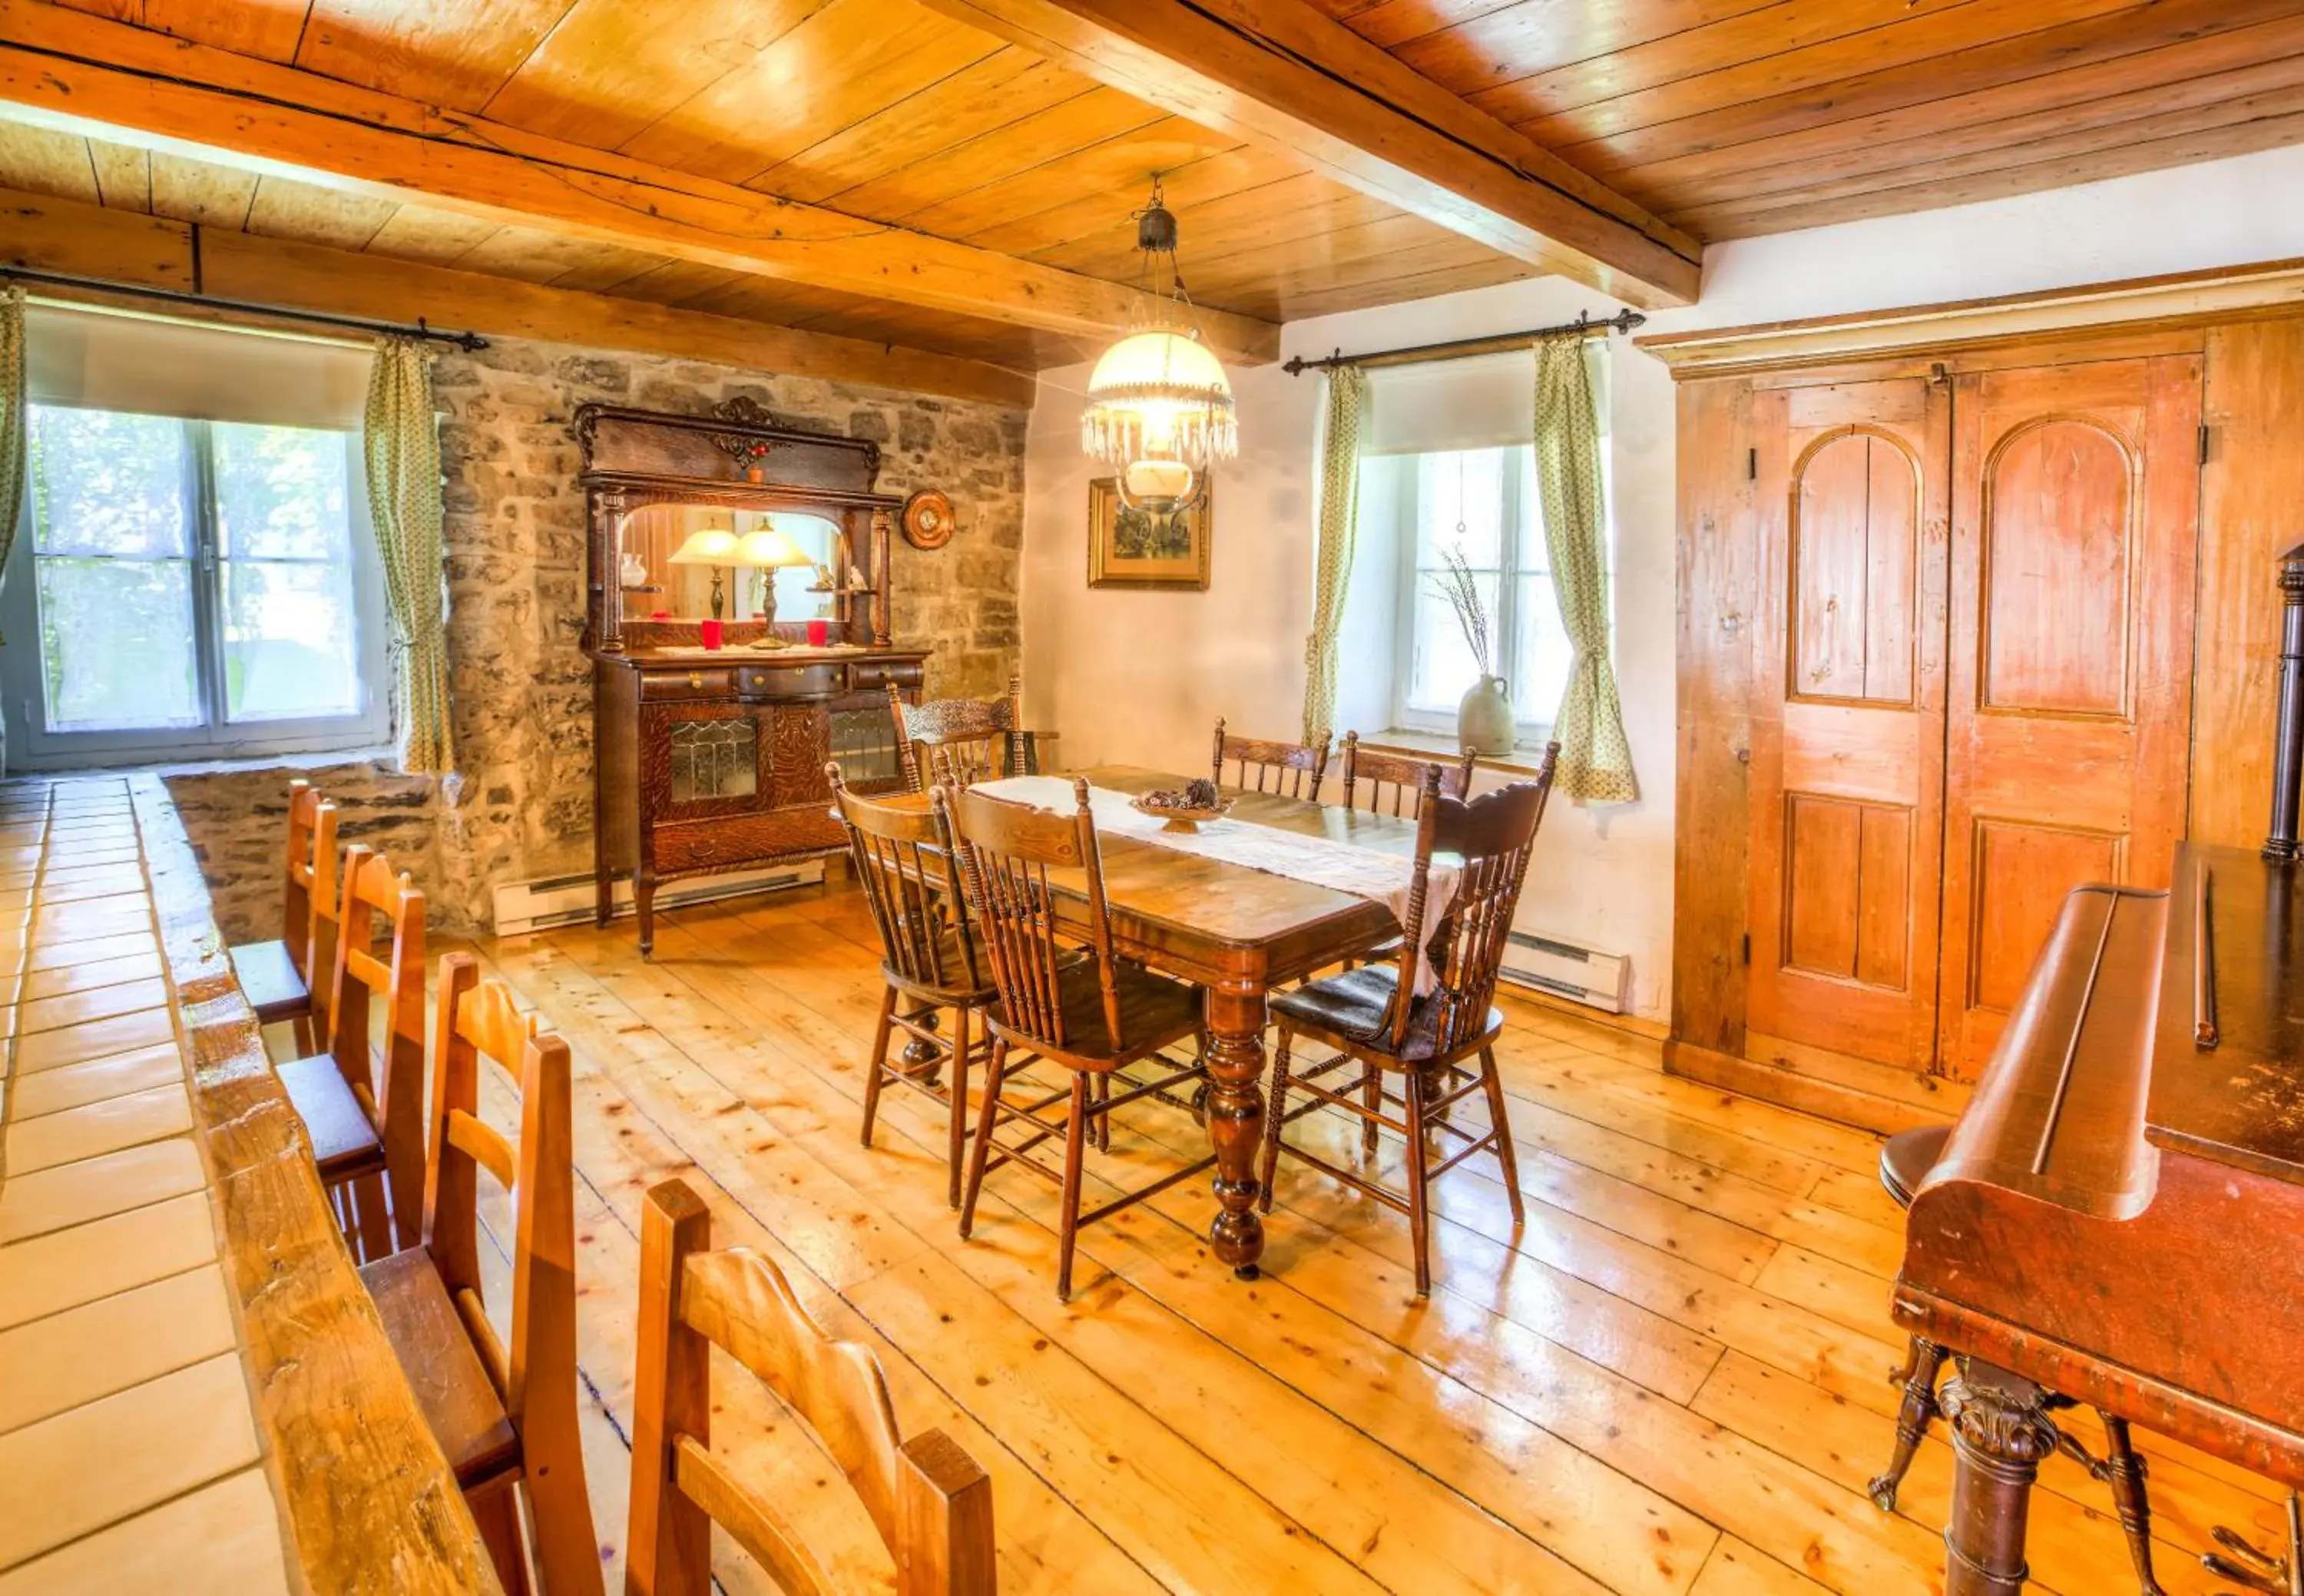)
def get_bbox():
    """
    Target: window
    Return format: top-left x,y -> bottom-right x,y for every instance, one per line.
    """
1390,444 -> 1590,737
3,404 -> 389,765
